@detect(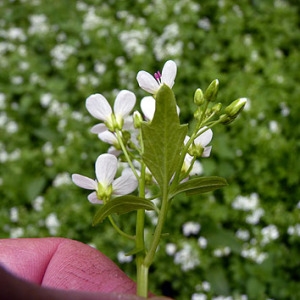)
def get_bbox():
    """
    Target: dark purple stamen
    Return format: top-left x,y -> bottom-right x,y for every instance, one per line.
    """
154,71 -> 161,83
